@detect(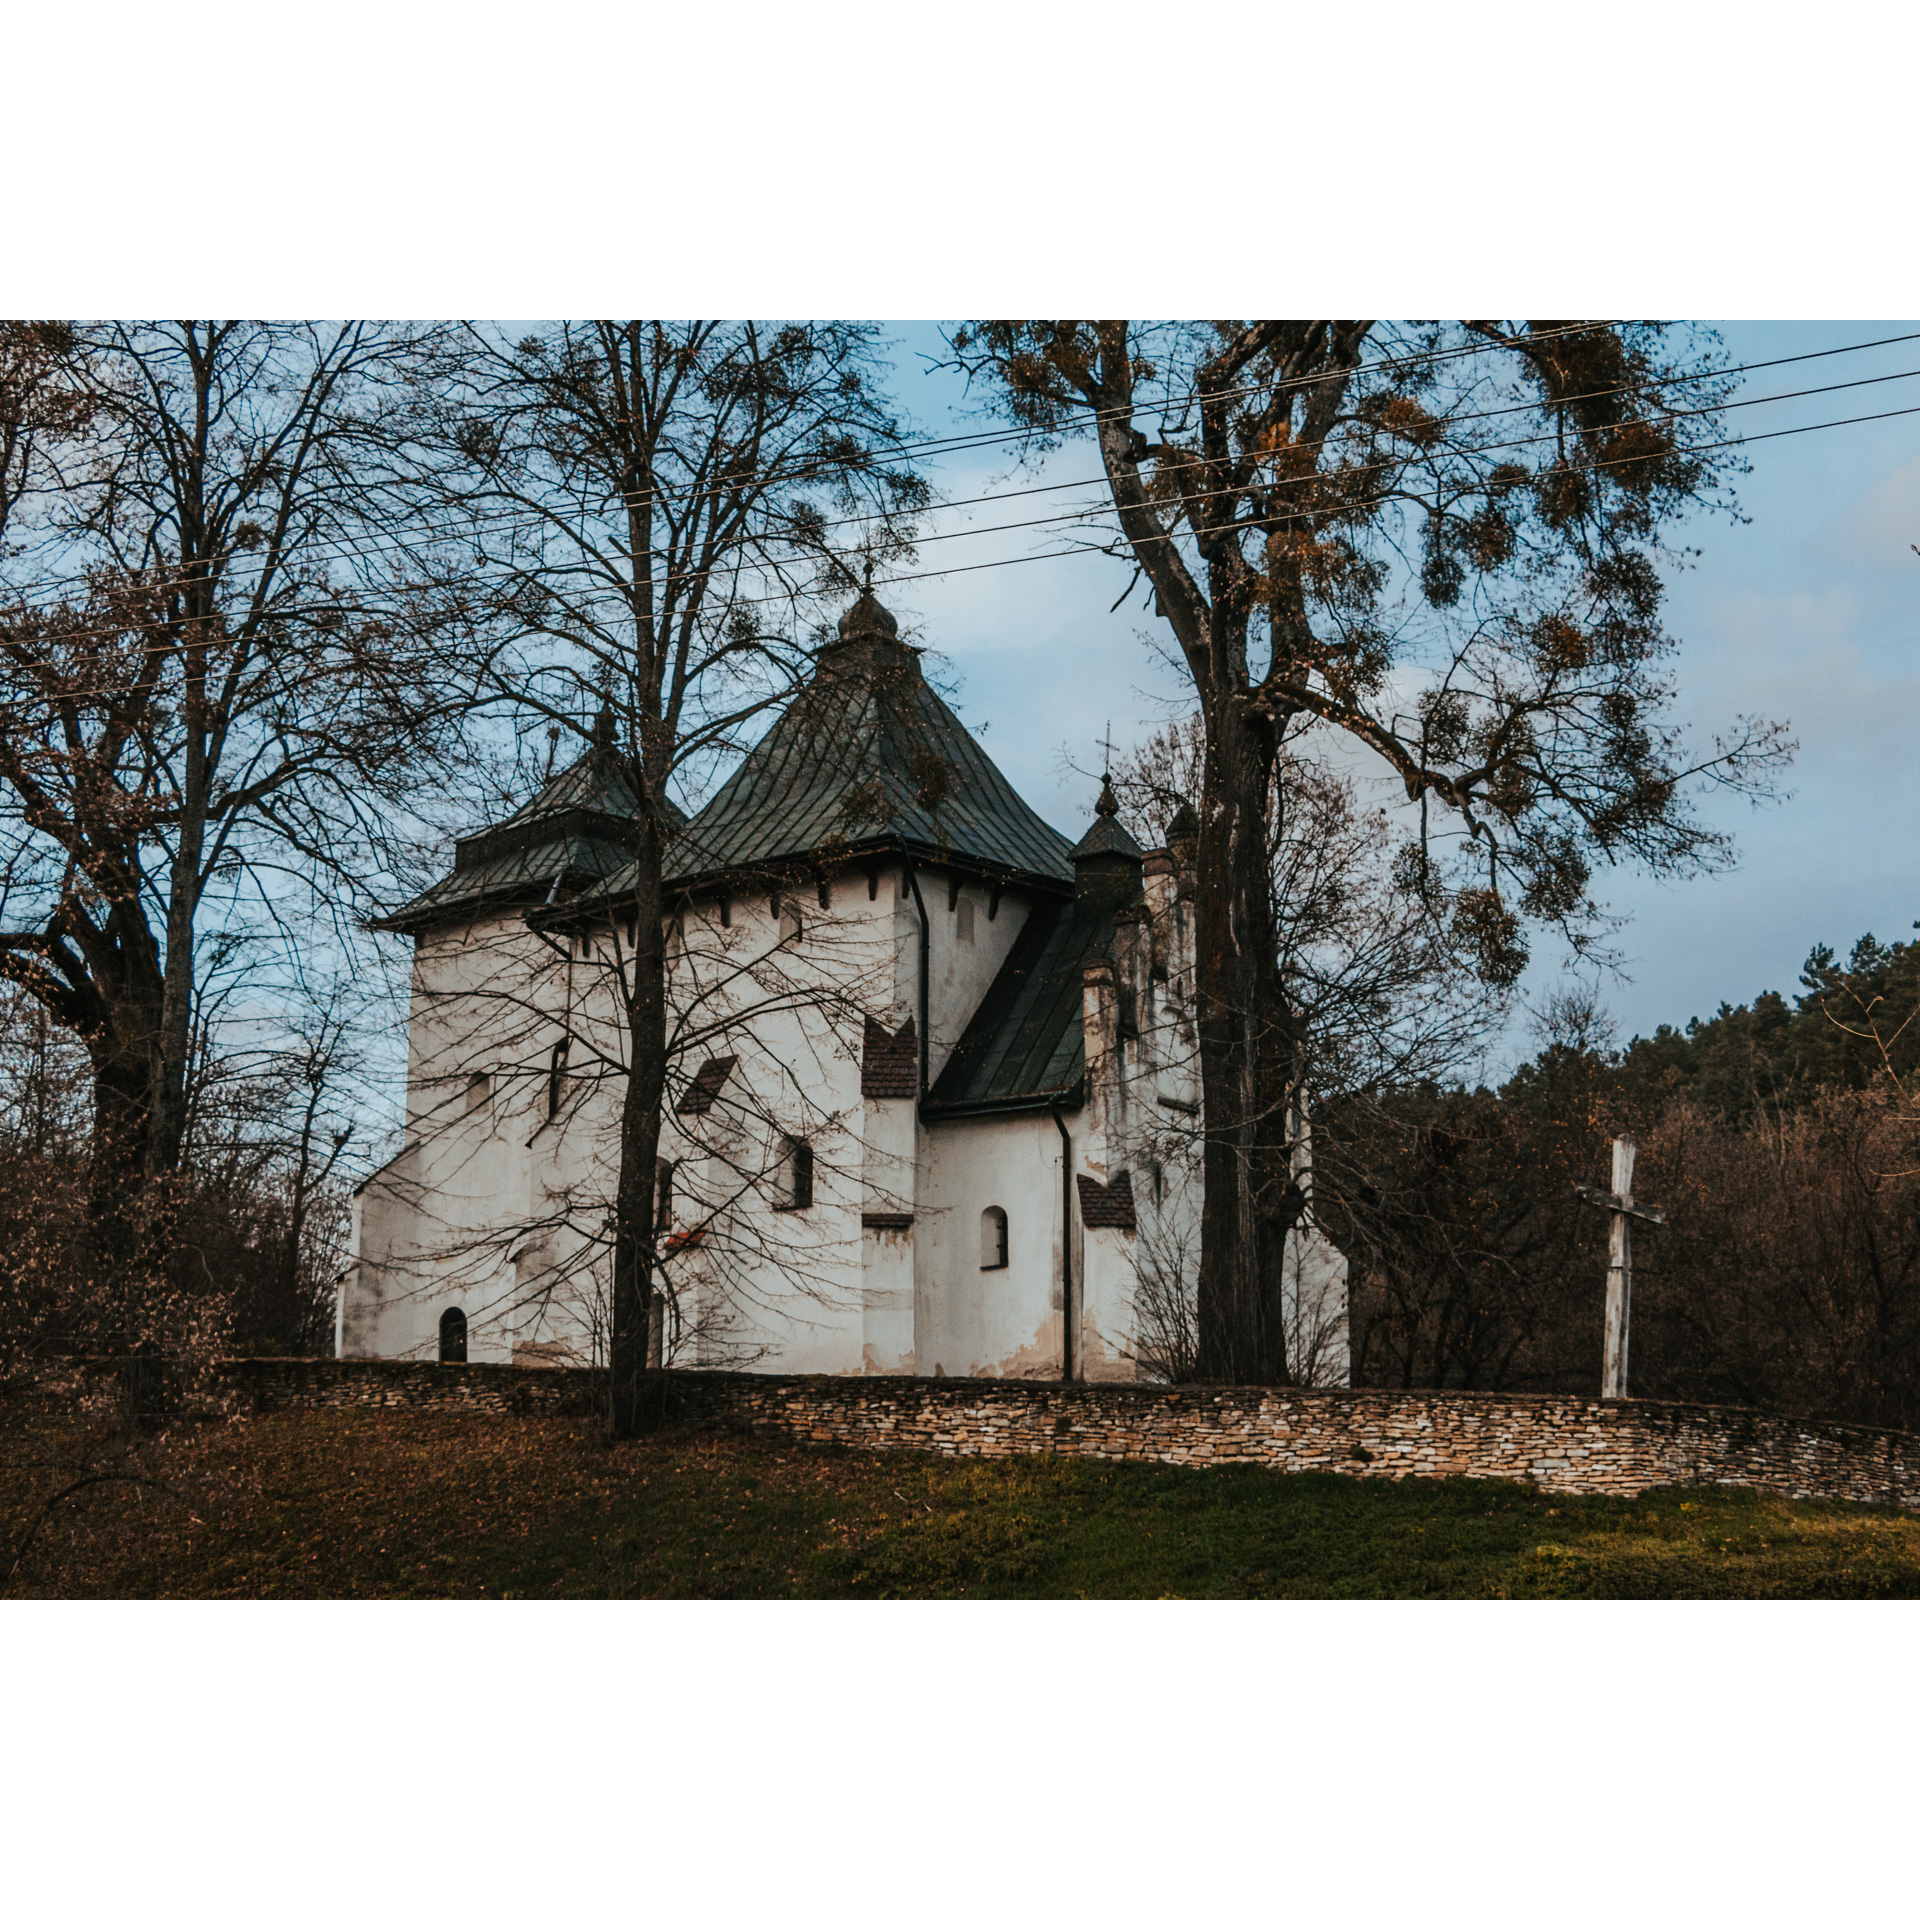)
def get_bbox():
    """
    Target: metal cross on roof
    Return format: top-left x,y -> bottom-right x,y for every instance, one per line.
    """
1576,1136 -> 1667,1400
